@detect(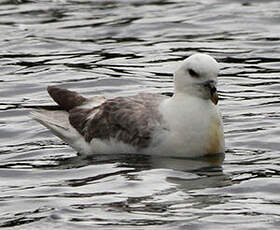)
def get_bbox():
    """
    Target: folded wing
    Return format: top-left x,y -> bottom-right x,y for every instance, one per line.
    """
69,93 -> 167,149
